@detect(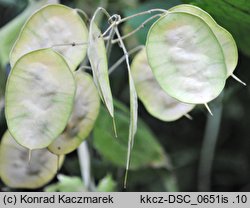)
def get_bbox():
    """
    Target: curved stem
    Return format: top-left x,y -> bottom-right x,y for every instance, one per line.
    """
105,26 -> 116,60
75,8 -> 89,22
100,22 -> 116,39
111,14 -> 162,44
90,7 -> 112,39
99,8 -> 167,44
108,45 -> 144,75
118,8 -> 167,24
92,7 -> 111,22
198,93 -> 223,191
